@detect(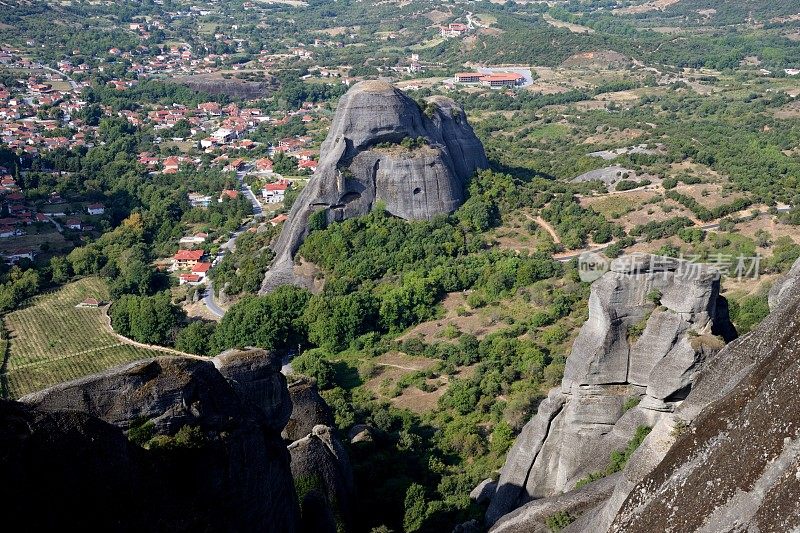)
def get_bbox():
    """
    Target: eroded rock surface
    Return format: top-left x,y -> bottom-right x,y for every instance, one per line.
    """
261,80 -> 487,291
6,351 -> 300,532
282,377 -> 335,442
487,254 -> 733,527
289,424 -> 355,533
579,257 -> 800,533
